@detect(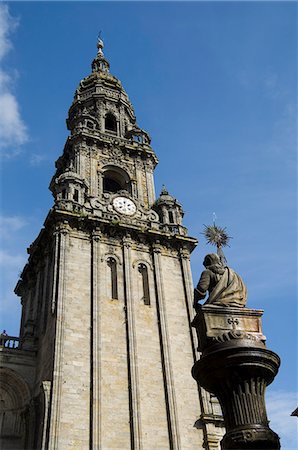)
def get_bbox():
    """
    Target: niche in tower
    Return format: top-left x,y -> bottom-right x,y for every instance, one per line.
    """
107,257 -> 118,300
102,165 -> 132,195
138,263 -> 150,306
